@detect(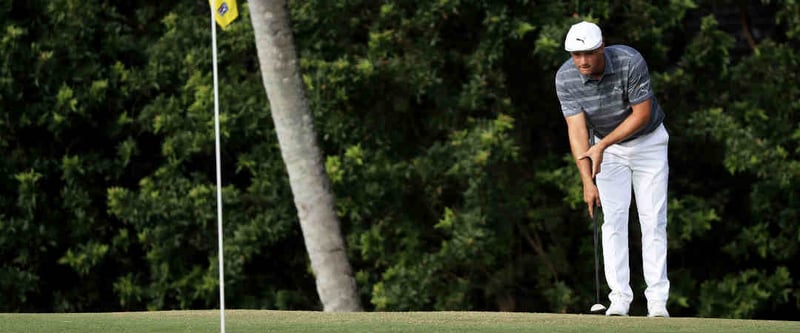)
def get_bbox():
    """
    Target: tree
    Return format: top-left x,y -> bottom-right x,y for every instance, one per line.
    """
248,0 -> 362,312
